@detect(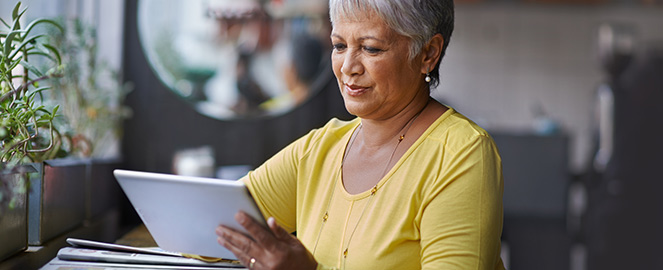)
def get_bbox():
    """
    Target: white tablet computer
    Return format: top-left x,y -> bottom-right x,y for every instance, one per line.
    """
113,169 -> 266,260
